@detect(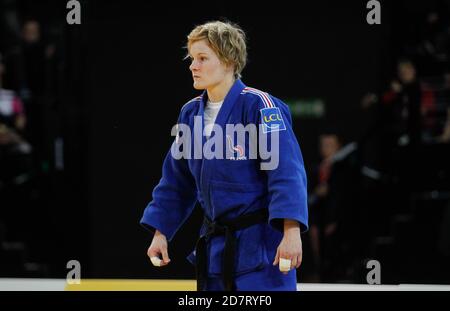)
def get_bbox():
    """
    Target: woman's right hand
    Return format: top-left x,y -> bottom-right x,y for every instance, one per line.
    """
147,230 -> 171,266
